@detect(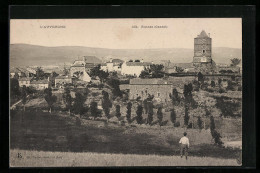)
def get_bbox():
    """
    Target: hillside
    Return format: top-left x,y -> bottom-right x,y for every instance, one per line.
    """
10,44 -> 242,67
